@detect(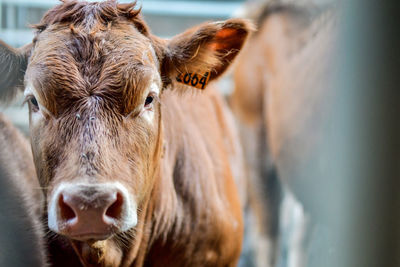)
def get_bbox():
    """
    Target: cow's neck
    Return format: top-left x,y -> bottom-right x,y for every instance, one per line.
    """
143,99 -> 206,252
